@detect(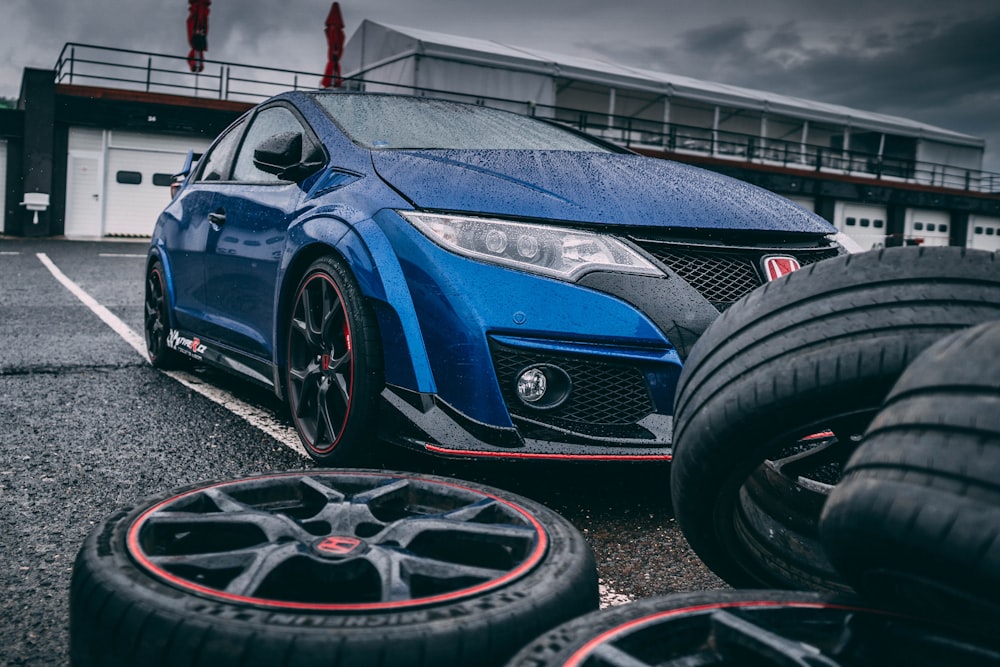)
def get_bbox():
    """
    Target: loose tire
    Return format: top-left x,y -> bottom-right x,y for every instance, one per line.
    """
286,255 -> 383,465
821,320 -> 1000,636
505,589 -> 999,666
70,470 -> 599,667
670,247 -> 1000,591
144,259 -> 184,369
